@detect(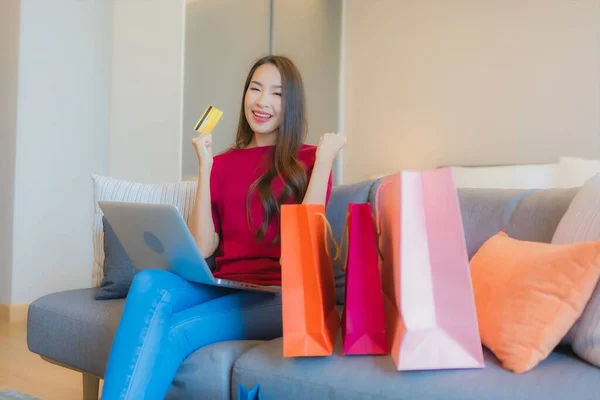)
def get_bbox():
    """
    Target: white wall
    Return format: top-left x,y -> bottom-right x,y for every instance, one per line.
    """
272,0 -> 342,145
110,0 -> 185,184
0,0 -> 21,304
343,0 -> 600,183
181,0 -> 270,179
11,0 -> 112,304
181,0 -> 343,180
